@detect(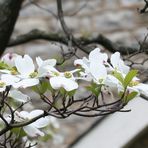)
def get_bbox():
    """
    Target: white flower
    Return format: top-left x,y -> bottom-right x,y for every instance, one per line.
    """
9,90 -> 30,103
14,55 -> 39,88
15,110 -> 50,137
127,80 -> 148,96
89,48 -> 108,64
104,74 -> 123,99
90,61 -> 107,84
1,53 -> 19,67
36,56 -> 56,67
46,66 -> 78,91
0,74 -> 20,92
110,52 -> 130,74
74,48 -> 108,84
